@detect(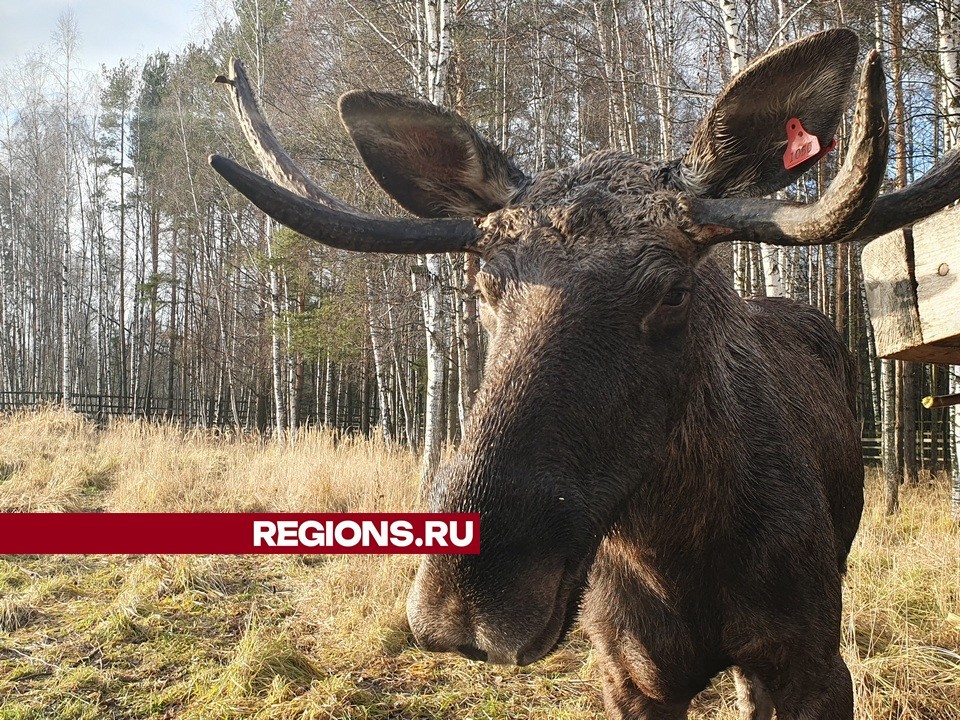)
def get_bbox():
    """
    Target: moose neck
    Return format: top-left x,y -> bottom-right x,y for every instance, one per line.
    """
609,255 -> 764,557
